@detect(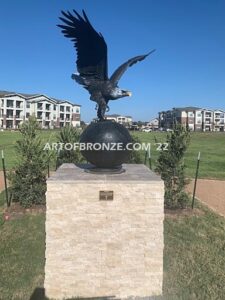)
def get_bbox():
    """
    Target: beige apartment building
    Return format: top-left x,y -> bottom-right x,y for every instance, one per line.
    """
0,91 -> 81,129
105,114 -> 133,126
159,107 -> 225,132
